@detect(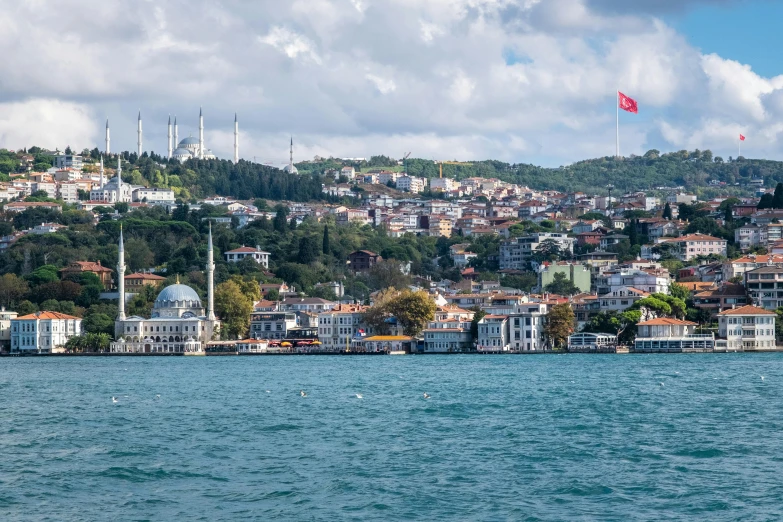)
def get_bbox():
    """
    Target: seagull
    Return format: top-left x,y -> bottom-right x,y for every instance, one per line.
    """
300,390 -> 307,398
112,397 -> 118,403
660,382 -> 665,387
761,376 -> 765,381
155,394 -> 161,399
265,390 -> 271,394
423,393 -> 431,399
675,372 -> 680,375
355,394 -> 363,399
